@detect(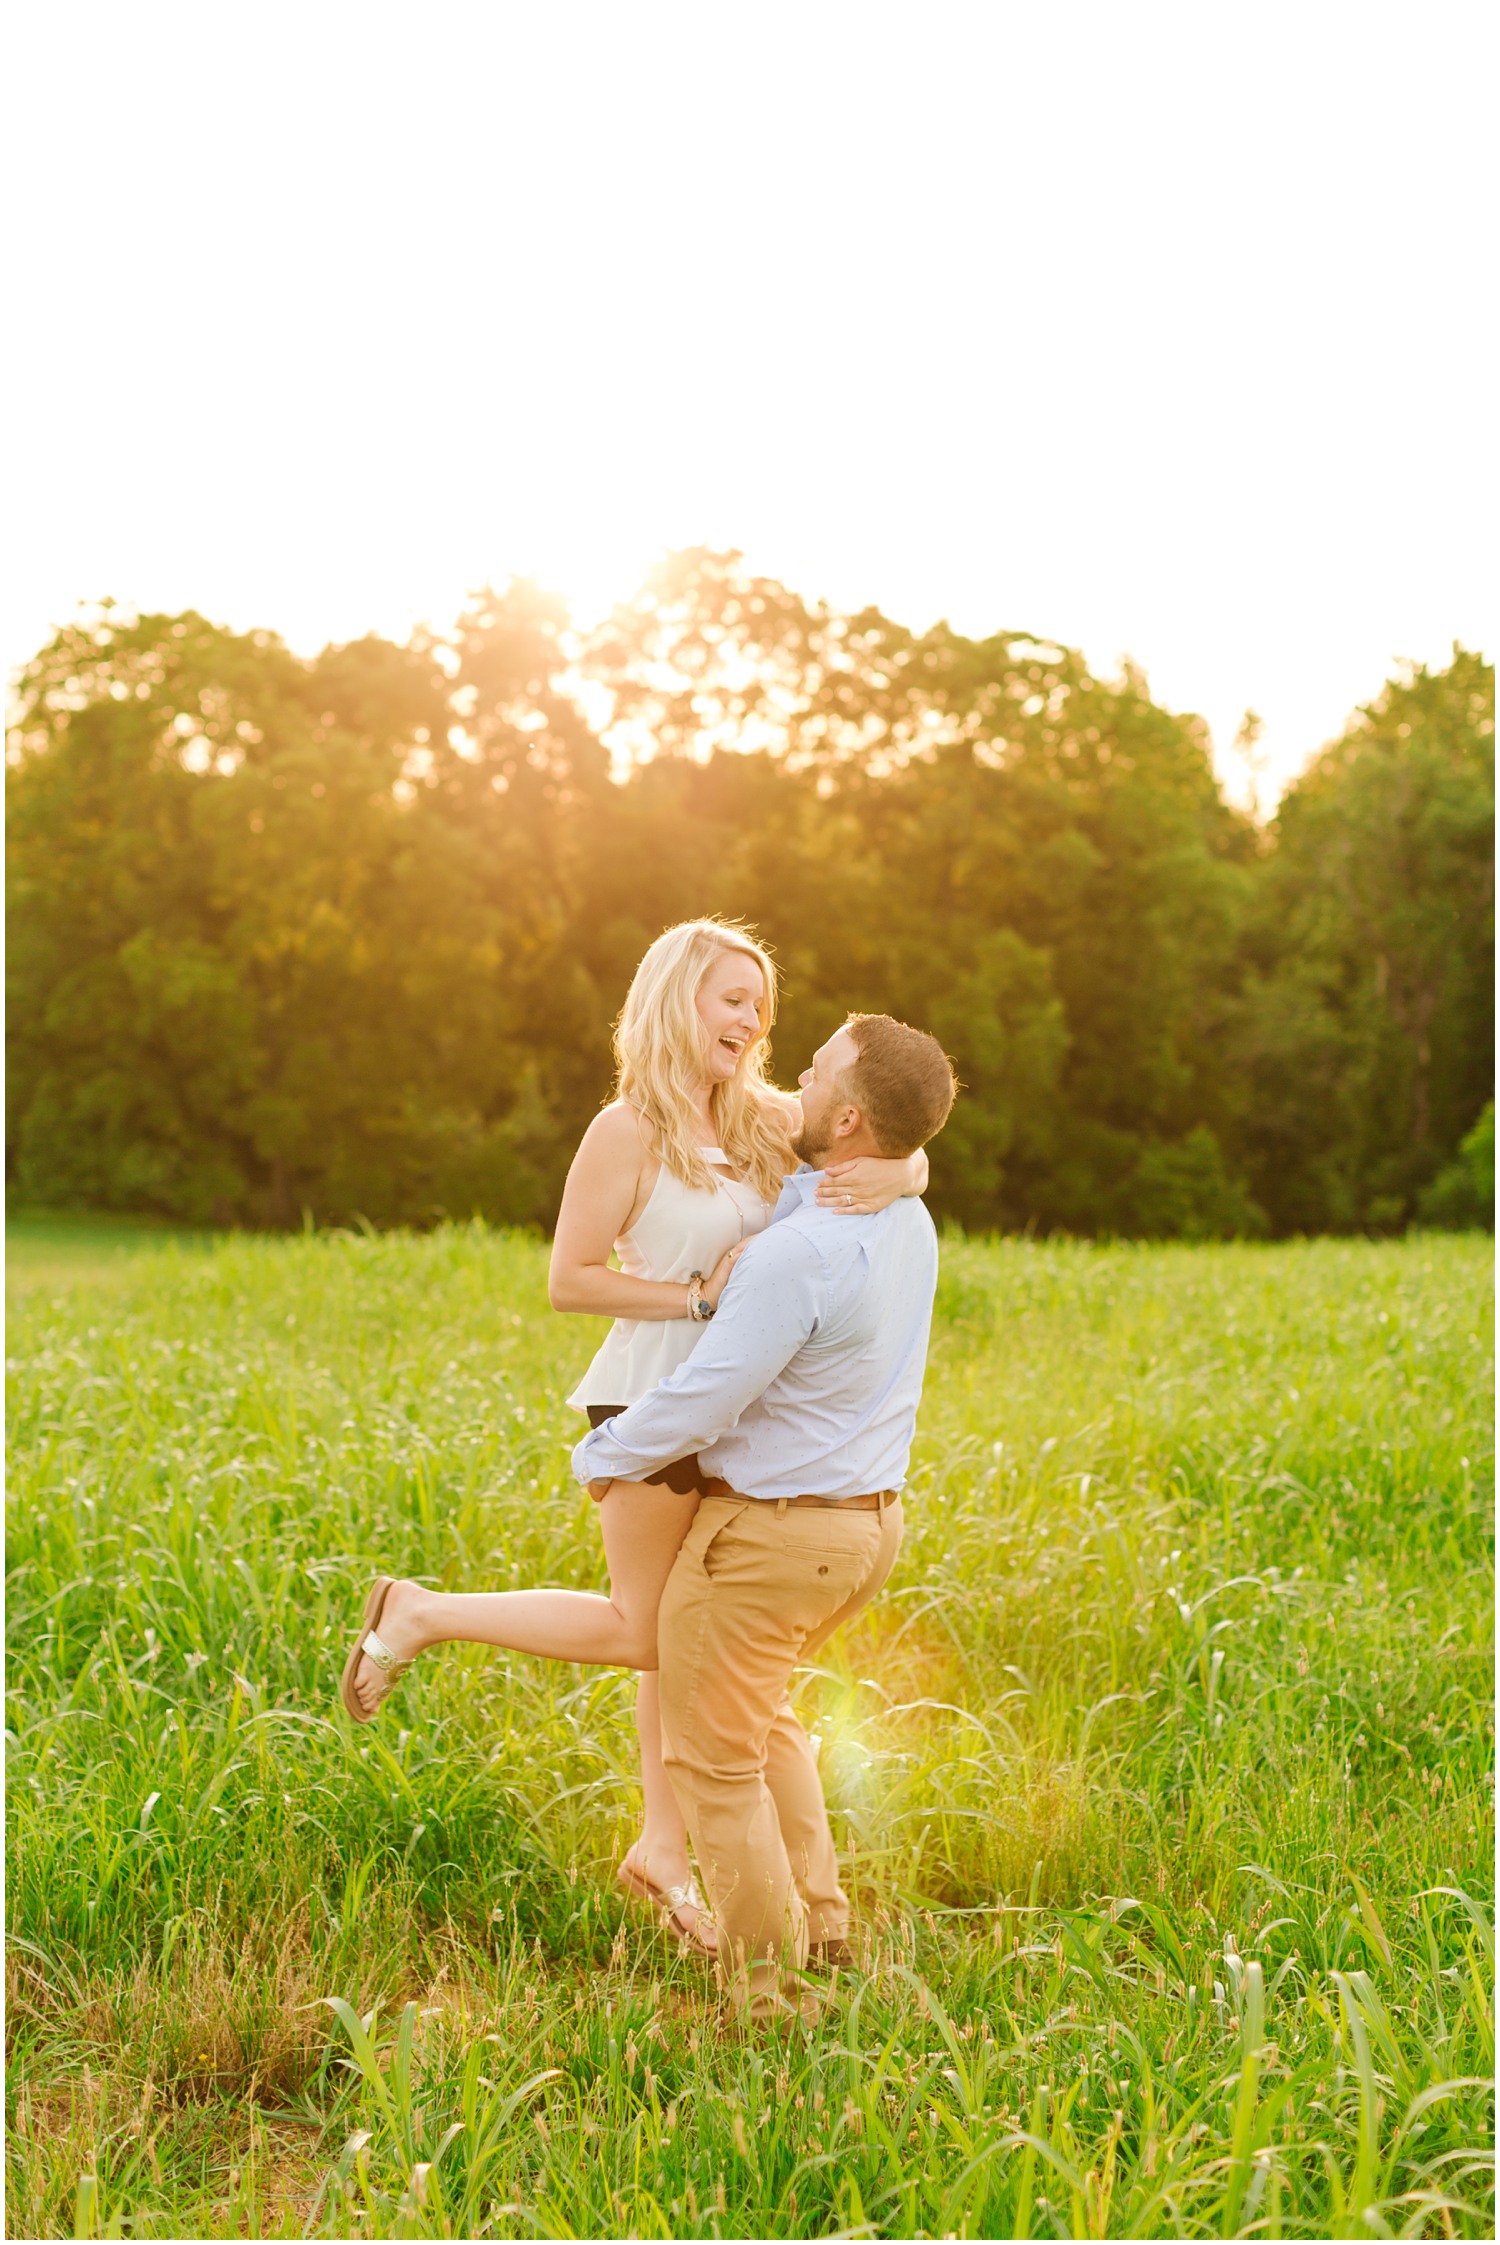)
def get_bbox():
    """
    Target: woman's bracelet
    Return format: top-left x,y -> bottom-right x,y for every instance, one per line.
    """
686,1271 -> 716,1323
